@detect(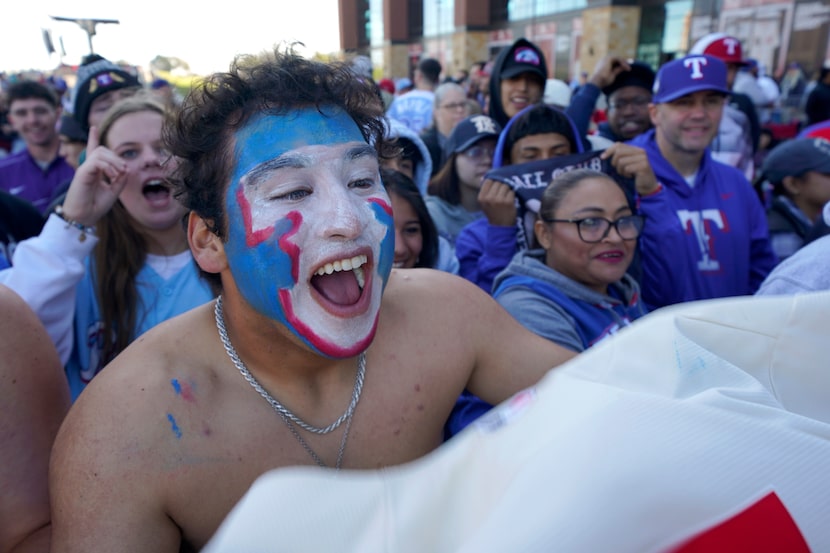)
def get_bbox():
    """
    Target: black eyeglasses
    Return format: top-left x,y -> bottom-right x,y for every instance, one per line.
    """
541,215 -> 645,243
